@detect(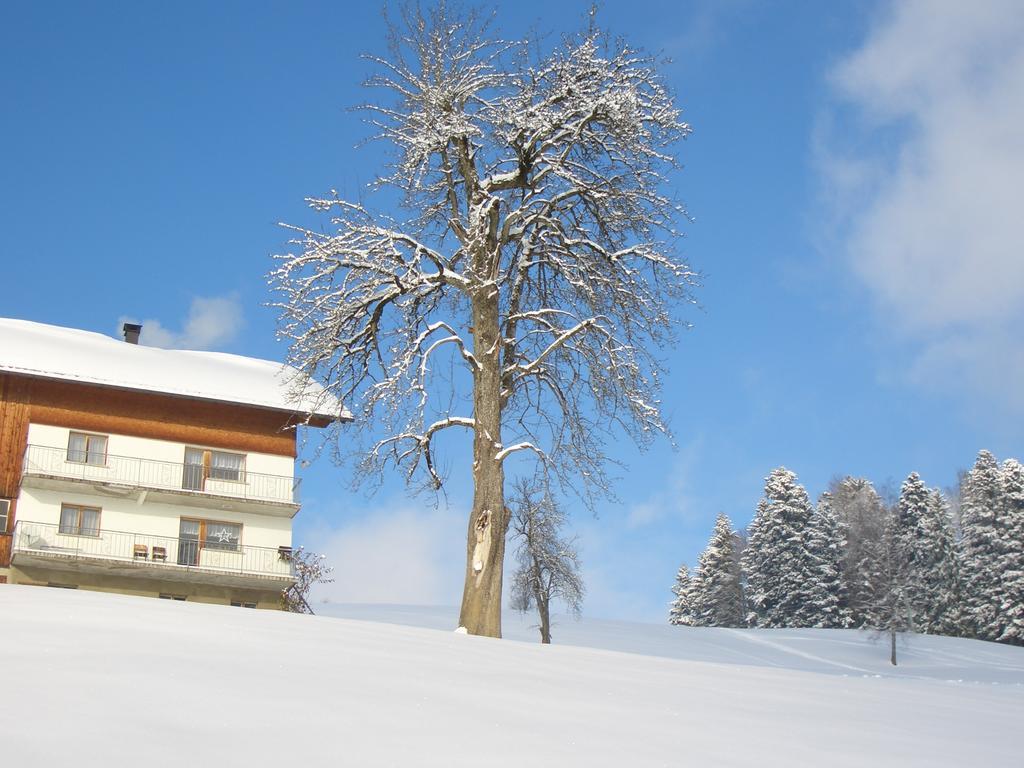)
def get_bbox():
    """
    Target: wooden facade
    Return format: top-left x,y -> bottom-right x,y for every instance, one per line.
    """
0,371 -> 303,568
